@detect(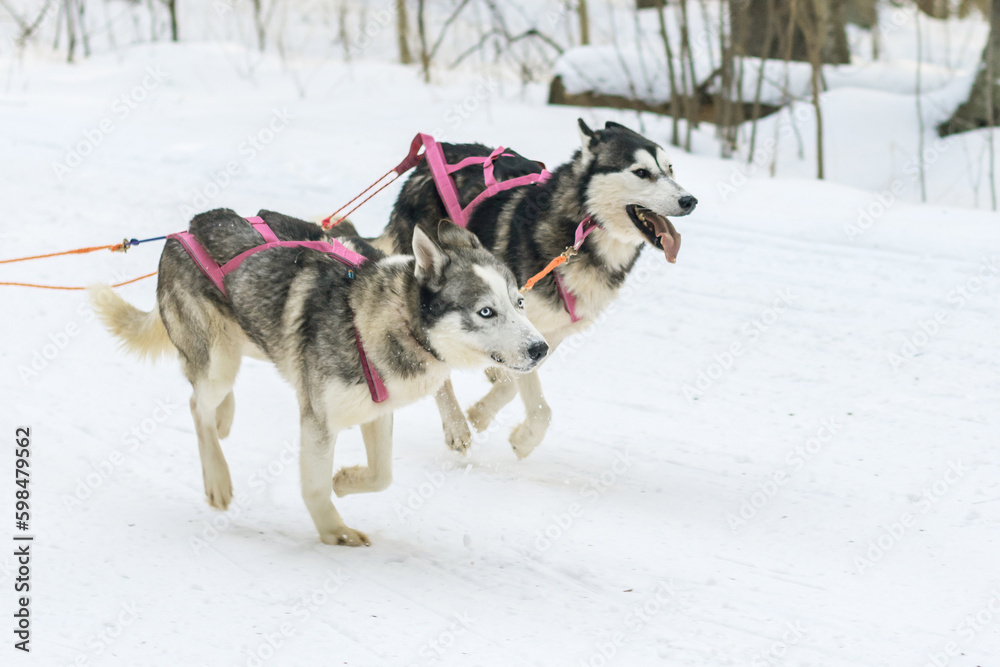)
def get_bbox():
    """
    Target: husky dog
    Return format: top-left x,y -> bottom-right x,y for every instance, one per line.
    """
91,209 -> 546,546
374,119 -> 697,458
